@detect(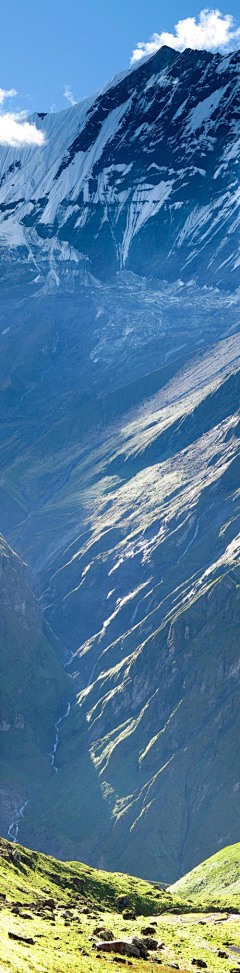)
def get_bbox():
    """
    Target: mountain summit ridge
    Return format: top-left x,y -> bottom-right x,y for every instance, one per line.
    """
0,45 -> 239,285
